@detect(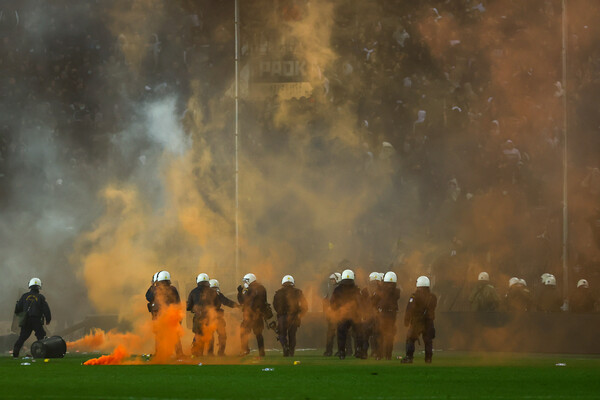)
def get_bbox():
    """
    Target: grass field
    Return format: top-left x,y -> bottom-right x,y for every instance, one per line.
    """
1,350 -> 599,399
